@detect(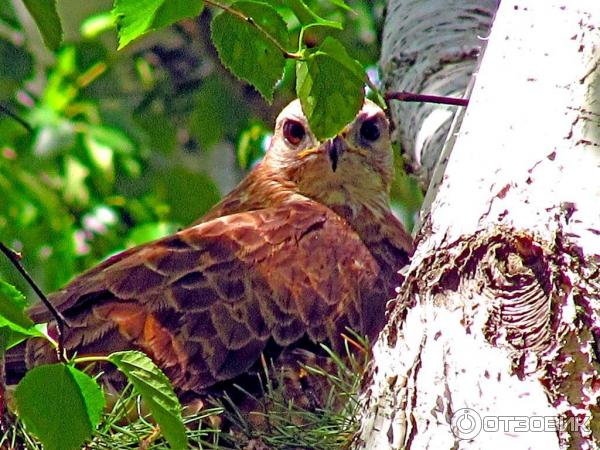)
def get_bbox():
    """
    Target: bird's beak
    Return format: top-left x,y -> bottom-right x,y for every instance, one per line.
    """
325,136 -> 346,172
